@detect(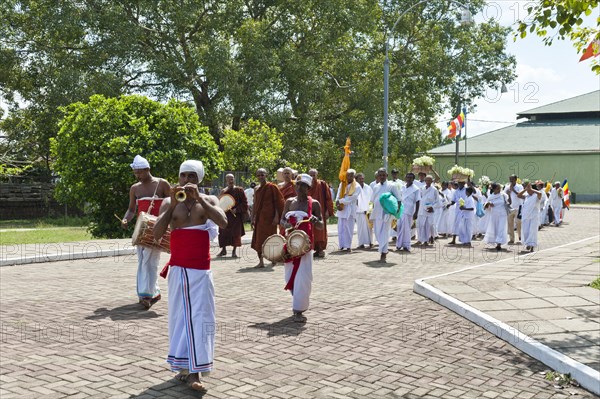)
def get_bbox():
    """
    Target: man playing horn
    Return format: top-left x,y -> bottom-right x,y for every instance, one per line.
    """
280,173 -> 324,323
121,155 -> 171,309
153,160 -> 227,392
